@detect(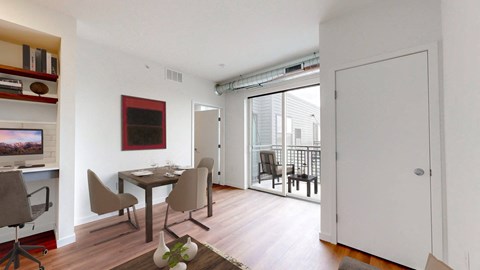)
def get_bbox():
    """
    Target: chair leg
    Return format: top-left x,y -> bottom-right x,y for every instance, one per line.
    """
1,229 -> 45,270
163,204 -> 179,239
90,205 -> 140,245
164,205 -> 210,239
127,205 -> 140,229
189,211 -> 210,231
